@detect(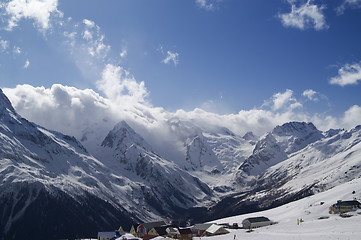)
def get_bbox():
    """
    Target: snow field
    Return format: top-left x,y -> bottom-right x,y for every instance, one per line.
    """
205,177 -> 361,240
